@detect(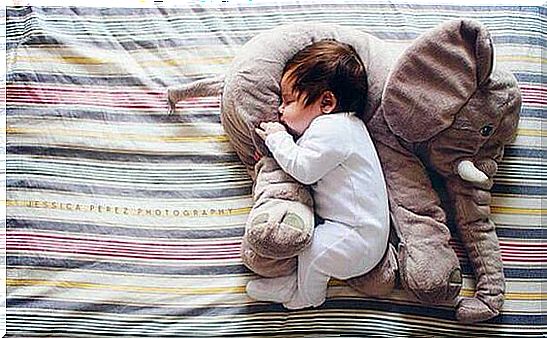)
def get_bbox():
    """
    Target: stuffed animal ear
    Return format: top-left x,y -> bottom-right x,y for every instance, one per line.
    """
382,19 -> 494,143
